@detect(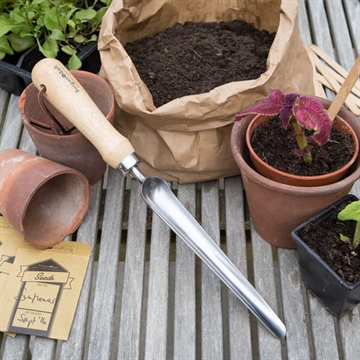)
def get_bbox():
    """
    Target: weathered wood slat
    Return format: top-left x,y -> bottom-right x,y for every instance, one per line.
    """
201,180 -> 224,360
117,179 -> 147,360
31,337 -> 56,360
278,250 -> 311,360
144,211 -> 171,359
250,229 -> 282,359
0,89 -> 10,130
307,296 -> 340,359
324,0 -> 356,71
343,0 -> 360,55
1,335 -> 30,360
0,95 -> 22,150
87,168 -> 125,360
173,184 -> 196,360
306,0 -> 338,101
224,176 -> 252,360
298,0 -> 312,45
350,180 -> 360,197
19,128 -> 36,155
306,1 -> 336,60
59,181 -> 103,360
338,306 -> 360,360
